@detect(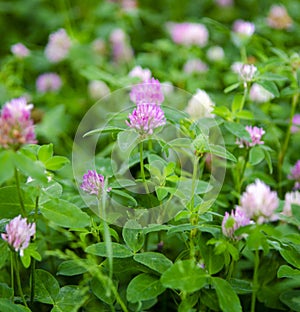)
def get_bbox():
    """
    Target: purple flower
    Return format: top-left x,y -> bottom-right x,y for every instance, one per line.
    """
183,59 -> 208,74
11,43 -> 30,58
233,20 -> 255,37
36,73 -> 62,93
45,28 -> 72,63
130,78 -> 164,105
1,215 -> 35,256
81,170 -> 111,196
167,22 -> 209,47
109,28 -> 133,63
288,161 -> 300,188
283,191 -> 300,217
128,66 -> 152,82
215,0 -> 233,7
126,103 -> 166,136
291,114 -> 300,133
0,97 -> 37,149
239,179 -> 279,224
236,125 -> 265,148
222,208 -> 250,240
